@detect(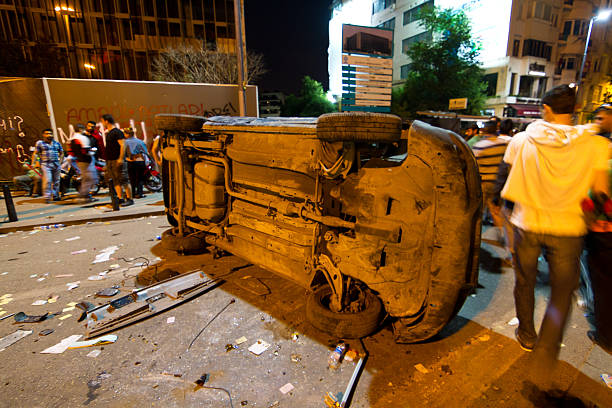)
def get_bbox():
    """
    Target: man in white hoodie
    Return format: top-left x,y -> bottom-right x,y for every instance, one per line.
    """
501,85 -> 609,379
